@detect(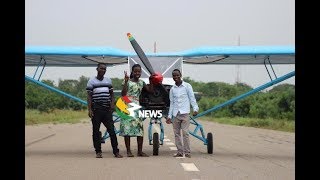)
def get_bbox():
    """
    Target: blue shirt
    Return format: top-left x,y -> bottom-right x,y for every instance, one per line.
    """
168,81 -> 199,119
